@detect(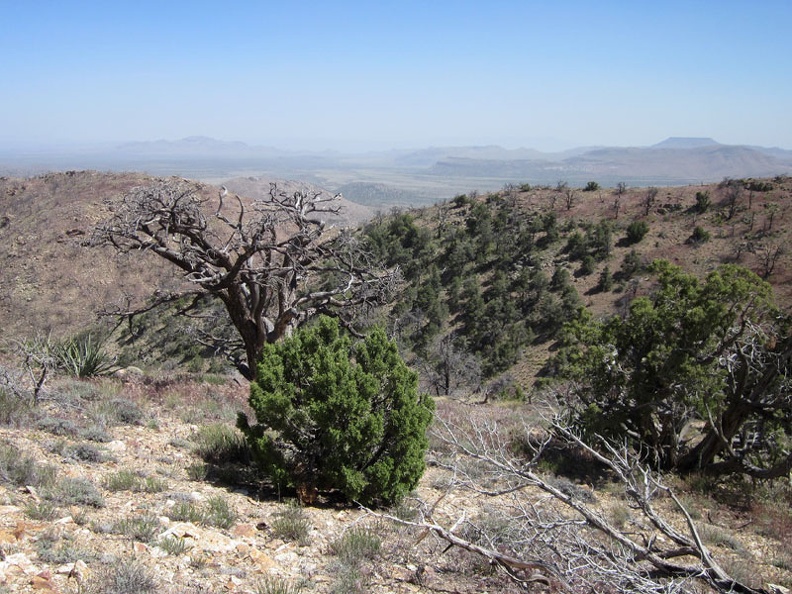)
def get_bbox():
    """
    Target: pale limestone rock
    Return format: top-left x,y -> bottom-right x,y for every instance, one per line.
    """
106,440 -> 127,453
